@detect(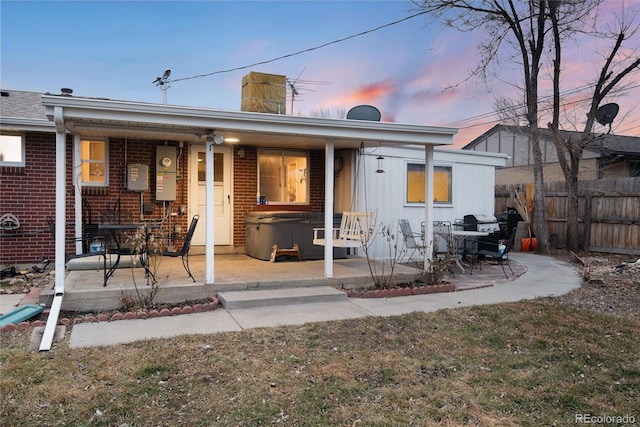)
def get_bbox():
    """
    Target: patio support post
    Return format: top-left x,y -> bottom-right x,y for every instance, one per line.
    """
73,134 -> 83,254
324,140 -> 335,278
205,140 -> 215,284
423,145 -> 434,271
39,106 -> 67,351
